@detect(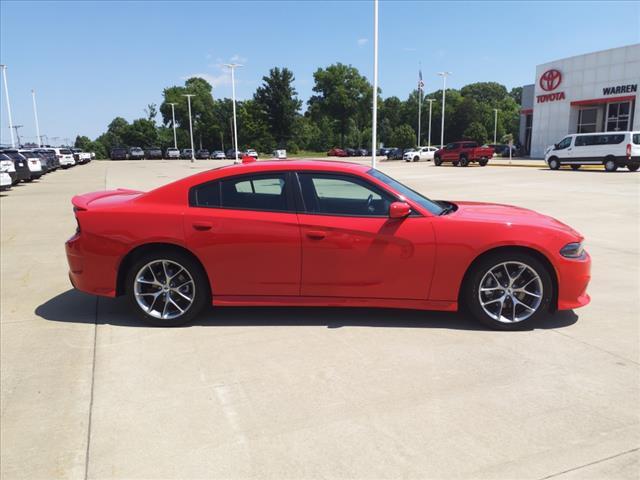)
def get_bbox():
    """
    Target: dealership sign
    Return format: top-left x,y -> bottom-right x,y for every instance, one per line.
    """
537,69 -> 565,103
602,84 -> 637,95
